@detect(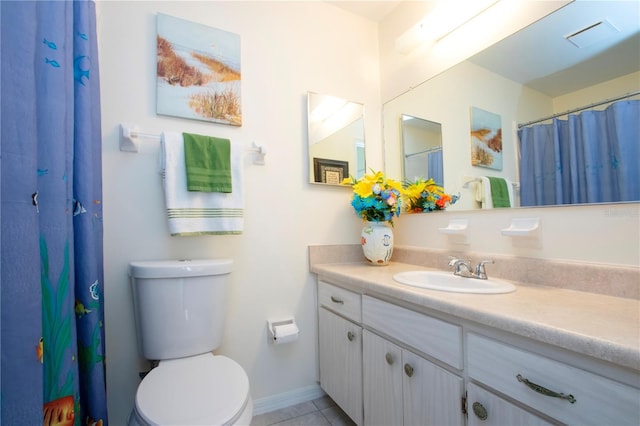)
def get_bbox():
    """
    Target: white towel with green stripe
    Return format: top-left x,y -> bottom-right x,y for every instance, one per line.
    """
161,132 -> 243,236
